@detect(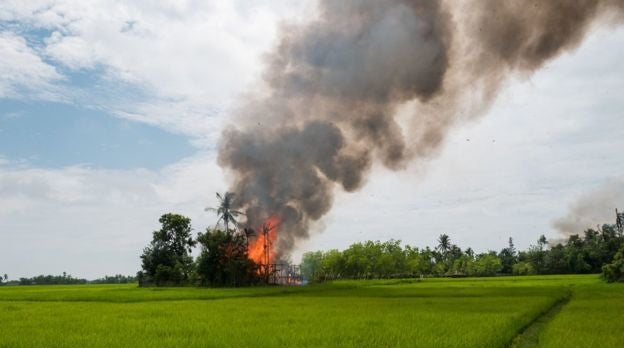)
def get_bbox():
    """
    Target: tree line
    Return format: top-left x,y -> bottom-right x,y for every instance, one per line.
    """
301,224 -> 624,282
138,193 -> 275,287
137,213 -> 261,287
0,273 -> 137,286
2,193 -> 264,288
5,190 -> 622,287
